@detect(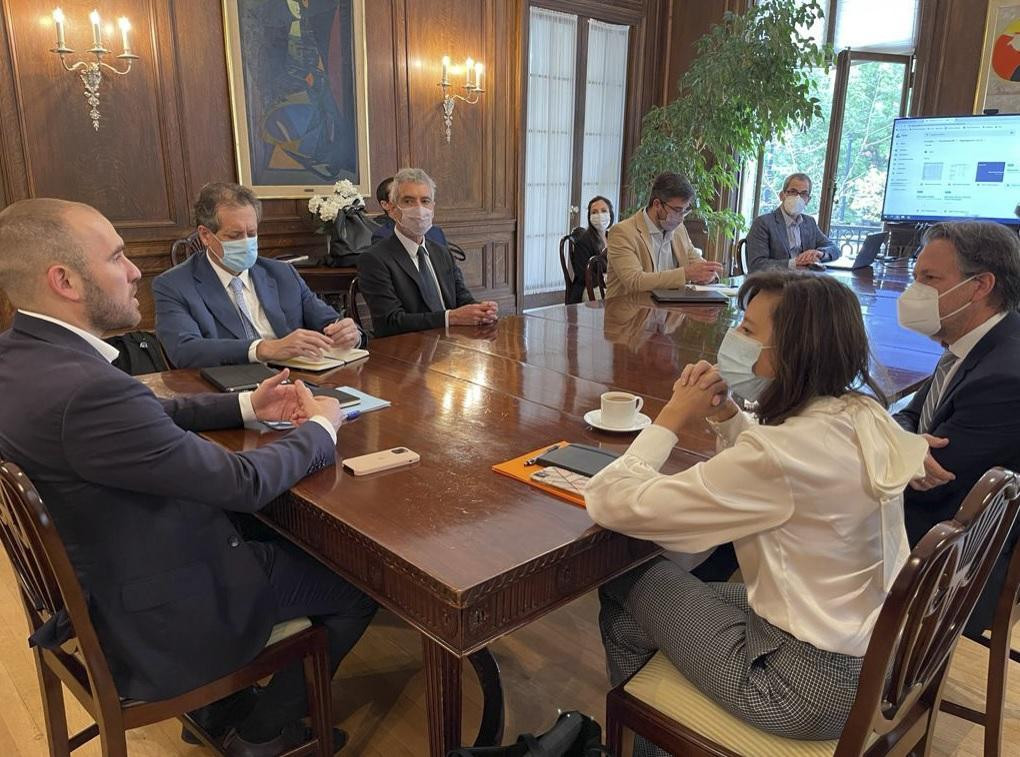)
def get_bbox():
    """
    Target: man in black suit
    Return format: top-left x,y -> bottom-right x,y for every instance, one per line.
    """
0,199 -> 376,756
357,167 -> 498,337
370,175 -> 450,246
745,172 -> 840,272
894,220 -> 1020,633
